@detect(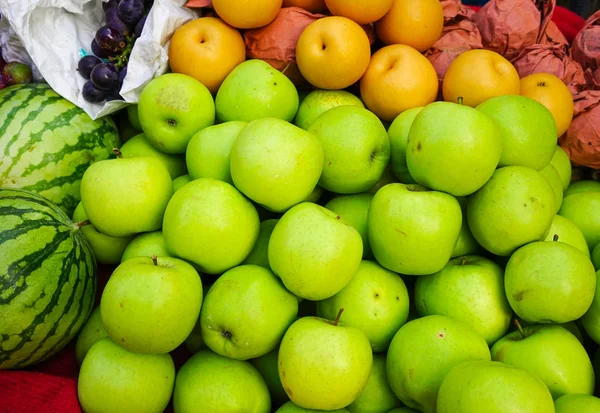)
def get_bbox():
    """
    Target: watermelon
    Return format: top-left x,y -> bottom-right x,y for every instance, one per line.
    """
0,83 -> 120,216
0,188 -> 97,369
